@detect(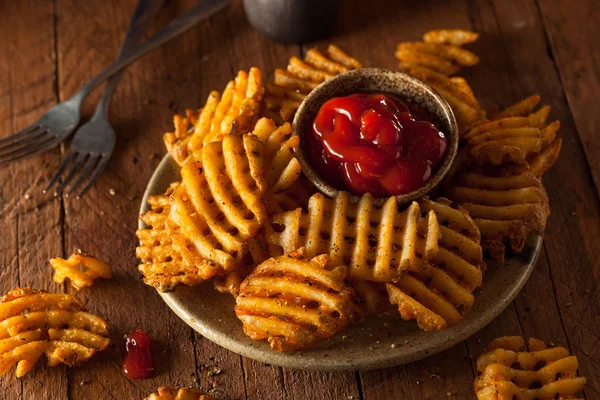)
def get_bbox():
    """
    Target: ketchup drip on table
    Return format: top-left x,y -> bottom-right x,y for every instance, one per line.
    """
309,93 -> 448,196
123,330 -> 155,379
